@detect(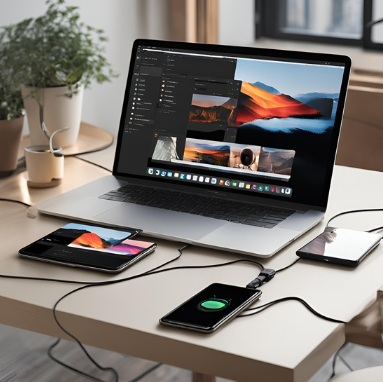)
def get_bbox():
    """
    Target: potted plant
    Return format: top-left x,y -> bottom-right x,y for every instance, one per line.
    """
0,0 -> 117,148
0,40 -> 24,175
